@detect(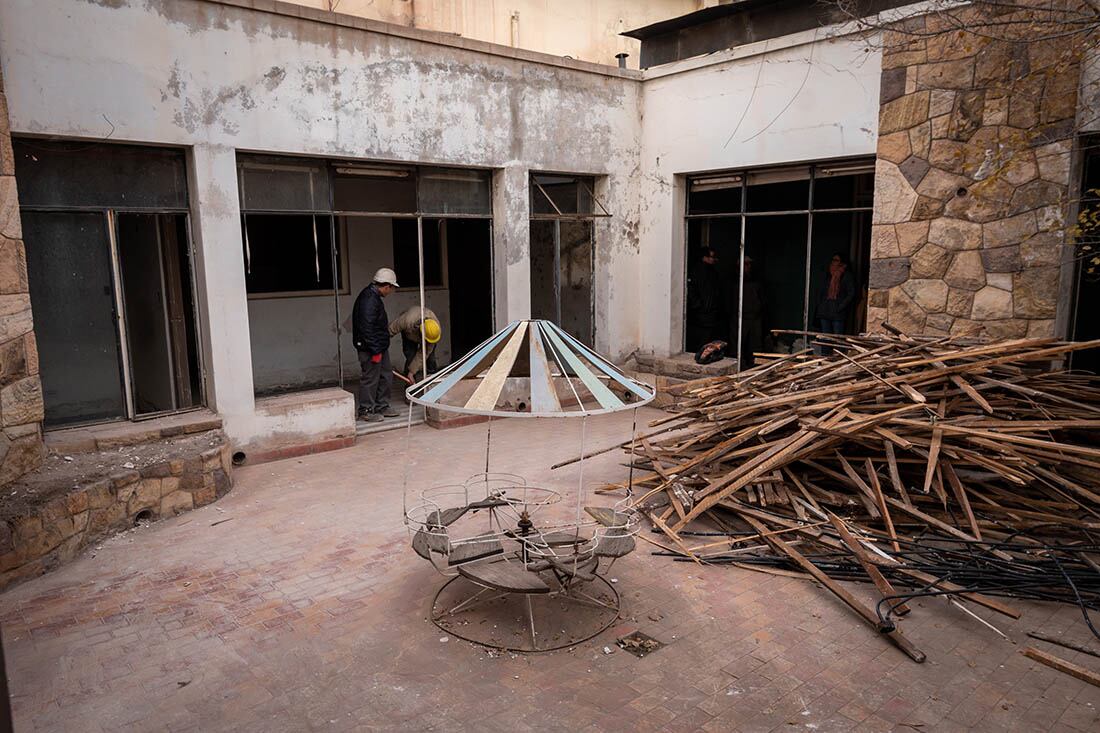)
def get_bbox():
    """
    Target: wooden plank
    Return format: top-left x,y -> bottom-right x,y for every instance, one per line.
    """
548,322 -> 652,401
464,321 -> 529,410
421,321 -> 518,403
459,560 -> 551,593
828,512 -> 910,615
922,427 -> 942,498
865,458 -> 900,553
741,514 -> 925,663
883,441 -> 911,505
528,322 -> 561,413
942,460 -> 982,541
1022,647 -> 1100,689
542,324 -> 623,411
